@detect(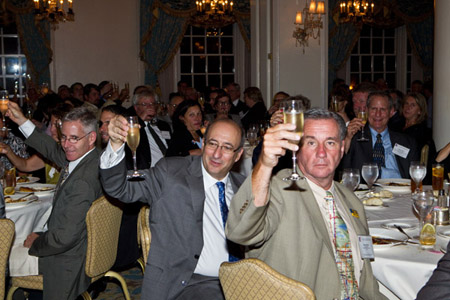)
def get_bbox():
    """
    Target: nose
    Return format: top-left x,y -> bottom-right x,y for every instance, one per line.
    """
316,143 -> 326,158
61,139 -> 71,148
212,146 -> 222,158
